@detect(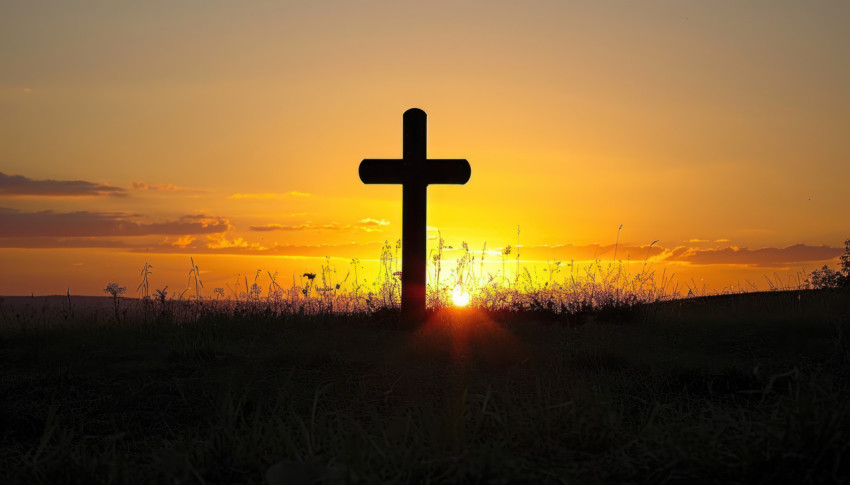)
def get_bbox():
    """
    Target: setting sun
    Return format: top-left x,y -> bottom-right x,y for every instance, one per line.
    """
451,284 -> 470,307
